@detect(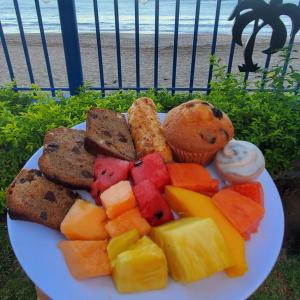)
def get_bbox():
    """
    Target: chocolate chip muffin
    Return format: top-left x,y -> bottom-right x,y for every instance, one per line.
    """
162,100 -> 234,165
85,108 -> 136,161
6,169 -> 78,230
38,128 -> 96,189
